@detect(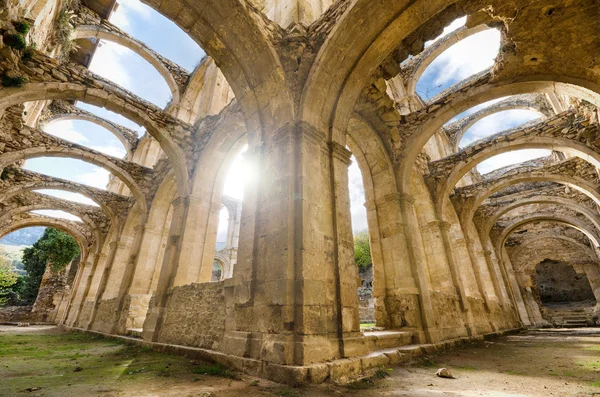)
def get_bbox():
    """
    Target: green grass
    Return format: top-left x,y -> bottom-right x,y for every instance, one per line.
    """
0,330 -> 220,396
360,323 -> 376,329
591,381 -> 600,388
191,362 -> 236,378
